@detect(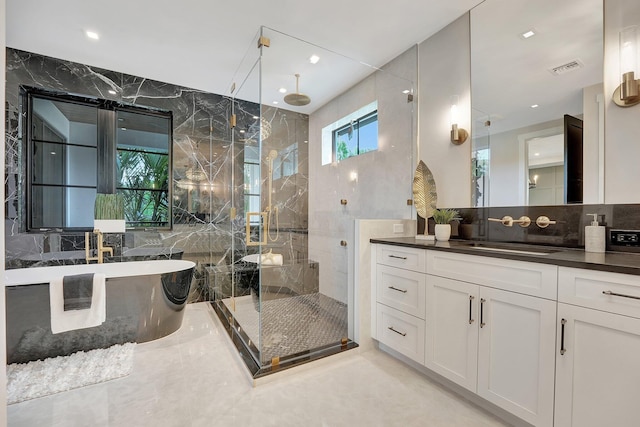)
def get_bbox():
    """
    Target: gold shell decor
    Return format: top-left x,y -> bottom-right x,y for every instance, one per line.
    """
412,160 -> 437,219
